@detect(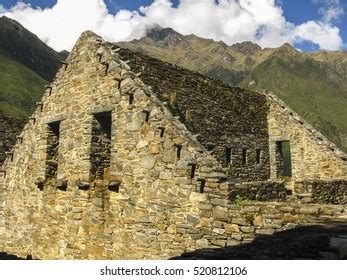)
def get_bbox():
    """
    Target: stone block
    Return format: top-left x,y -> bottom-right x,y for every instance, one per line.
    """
255,228 -> 275,235
212,206 -> 229,220
240,226 -> 255,233
226,239 -> 241,247
224,223 -> 240,233
282,214 -> 298,223
159,171 -> 173,180
298,206 -> 320,215
231,217 -> 249,226
140,156 -> 155,170
212,220 -> 223,228
196,238 -> 209,249
187,213 -> 200,225
149,144 -> 160,154
210,198 -> 228,207
253,216 -> 263,227
211,239 -> 226,247
189,192 -> 207,203
213,228 -> 226,235
231,233 -> 242,241
136,140 -> 148,149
